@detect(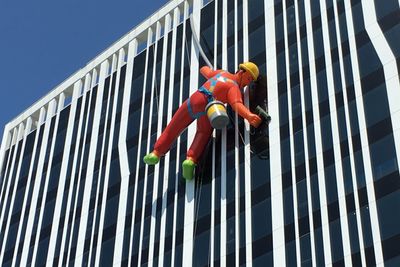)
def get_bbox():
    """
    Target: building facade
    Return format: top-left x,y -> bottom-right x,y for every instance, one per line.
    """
0,0 -> 400,266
